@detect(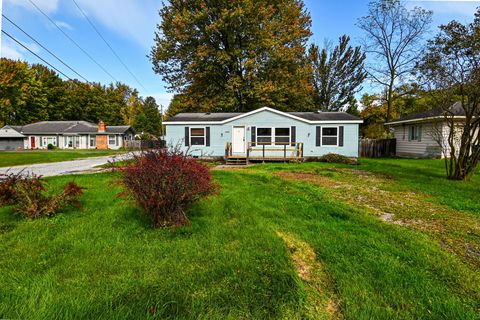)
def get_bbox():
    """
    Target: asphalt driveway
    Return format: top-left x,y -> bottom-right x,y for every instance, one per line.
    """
0,154 -> 132,177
